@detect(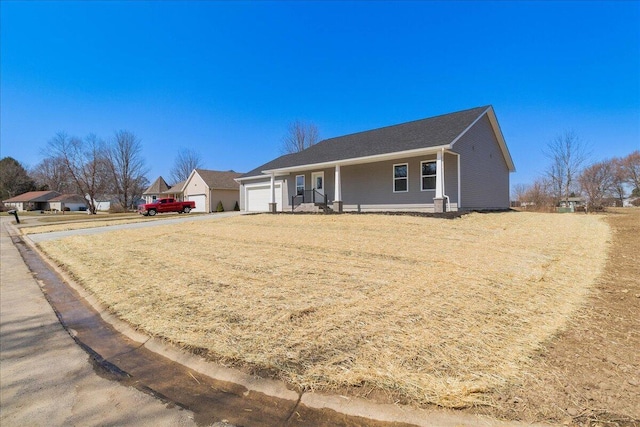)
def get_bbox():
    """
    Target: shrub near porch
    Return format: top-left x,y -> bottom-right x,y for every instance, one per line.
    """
38,212 -> 610,408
